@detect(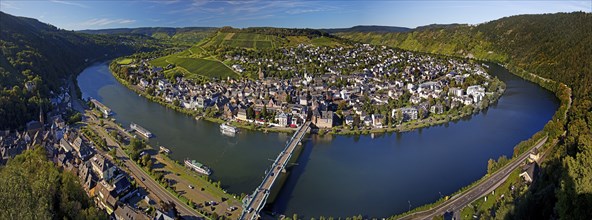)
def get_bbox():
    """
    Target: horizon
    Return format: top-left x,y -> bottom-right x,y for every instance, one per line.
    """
0,1 -> 590,30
